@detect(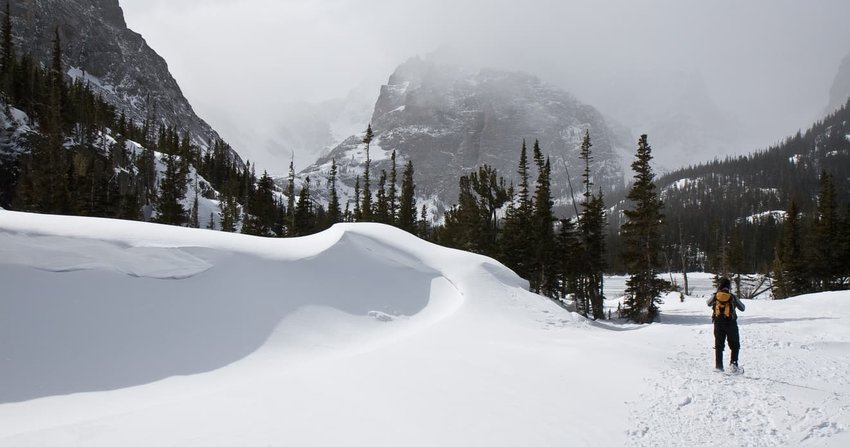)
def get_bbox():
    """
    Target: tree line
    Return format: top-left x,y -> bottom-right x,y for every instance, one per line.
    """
433,132 -> 666,322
